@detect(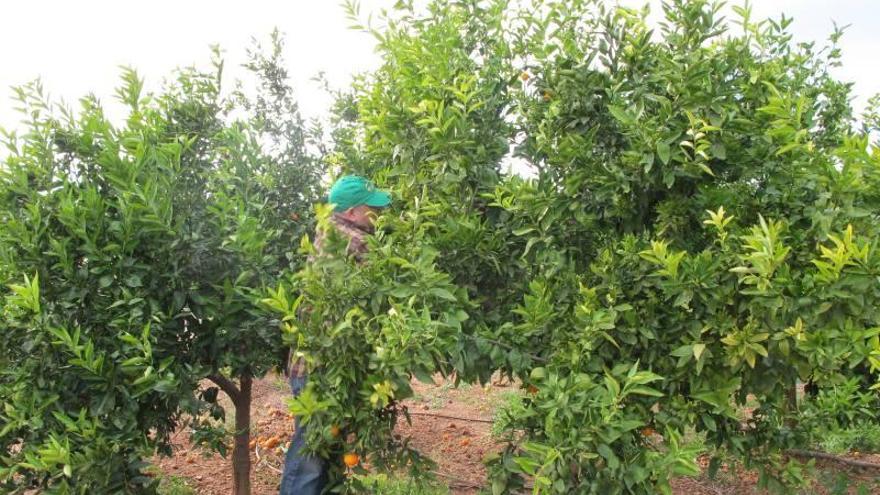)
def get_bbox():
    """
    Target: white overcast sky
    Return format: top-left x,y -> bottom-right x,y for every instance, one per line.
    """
1,1 -> 878,132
